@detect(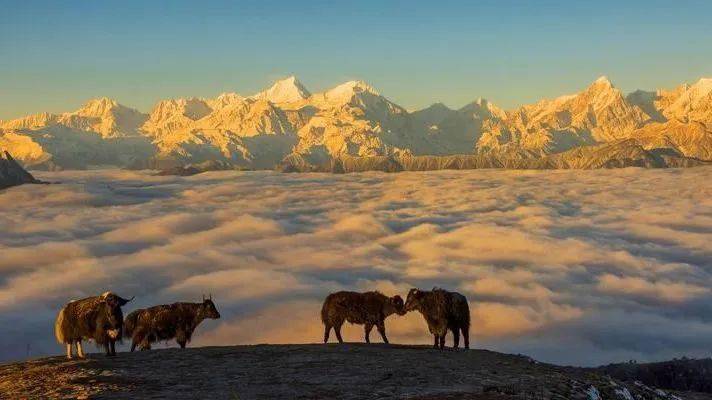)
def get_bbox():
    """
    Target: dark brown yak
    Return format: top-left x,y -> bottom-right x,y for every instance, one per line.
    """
321,291 -> 405,344
124,296 -> 220,351
404,288 -> 470,349
54,291 -> 133,359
